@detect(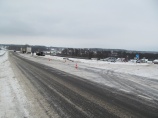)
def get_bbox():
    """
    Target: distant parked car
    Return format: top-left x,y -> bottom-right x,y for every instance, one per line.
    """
63,57 -> 69,60
136,60 -> 141,63
116,58 -> 125,62
101,57 -> 116,62
153,59 -> 158,64
107,57 -> 116,62
140,59 -> 148,63
129,59 -> 136,63
36,51 -> 45,56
